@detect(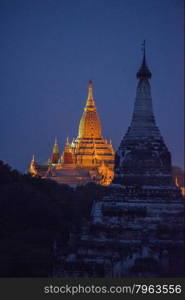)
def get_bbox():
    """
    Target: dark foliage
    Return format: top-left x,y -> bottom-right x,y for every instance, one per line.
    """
0,160 -> 107,277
